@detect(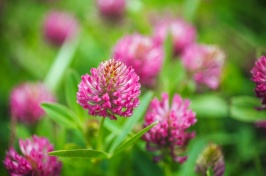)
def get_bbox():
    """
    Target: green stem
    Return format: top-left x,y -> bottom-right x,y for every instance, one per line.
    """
9,116 -> 17,147
206,168 -> 214,176
97,117 -> 106,150
164,163 -> 172,176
